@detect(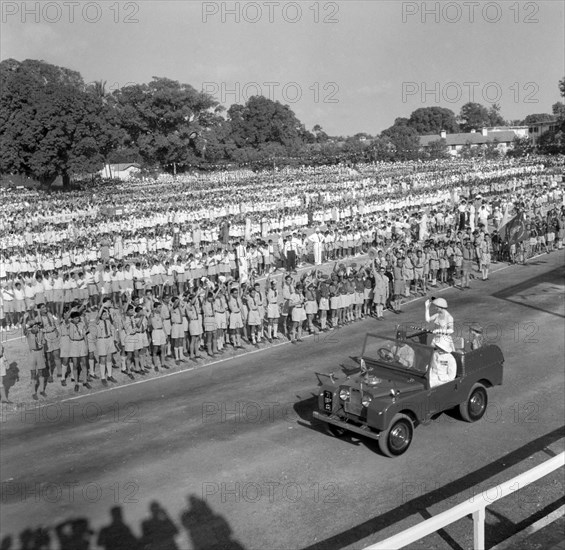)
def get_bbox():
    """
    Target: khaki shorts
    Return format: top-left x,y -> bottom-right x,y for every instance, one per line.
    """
29,349 -> 46,371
